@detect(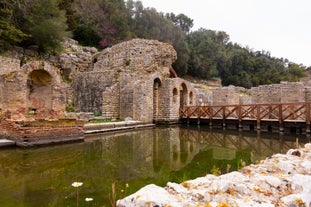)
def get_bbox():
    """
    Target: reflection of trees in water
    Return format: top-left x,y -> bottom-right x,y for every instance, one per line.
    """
178,126 -> 308,163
